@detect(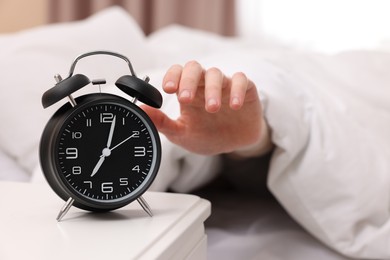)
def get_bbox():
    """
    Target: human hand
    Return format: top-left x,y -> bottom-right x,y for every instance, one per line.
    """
142,61 -> 272,156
